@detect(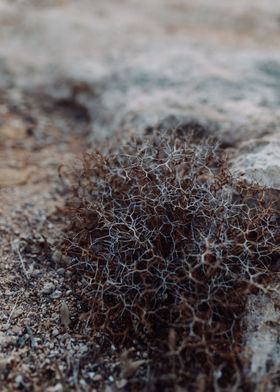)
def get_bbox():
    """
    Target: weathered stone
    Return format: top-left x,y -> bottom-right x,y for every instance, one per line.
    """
244,293 -> 280,383
0,0 -> 279,143
41,282 -> 55,295
50,290 -> 62,299
231,139 -> 280,189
